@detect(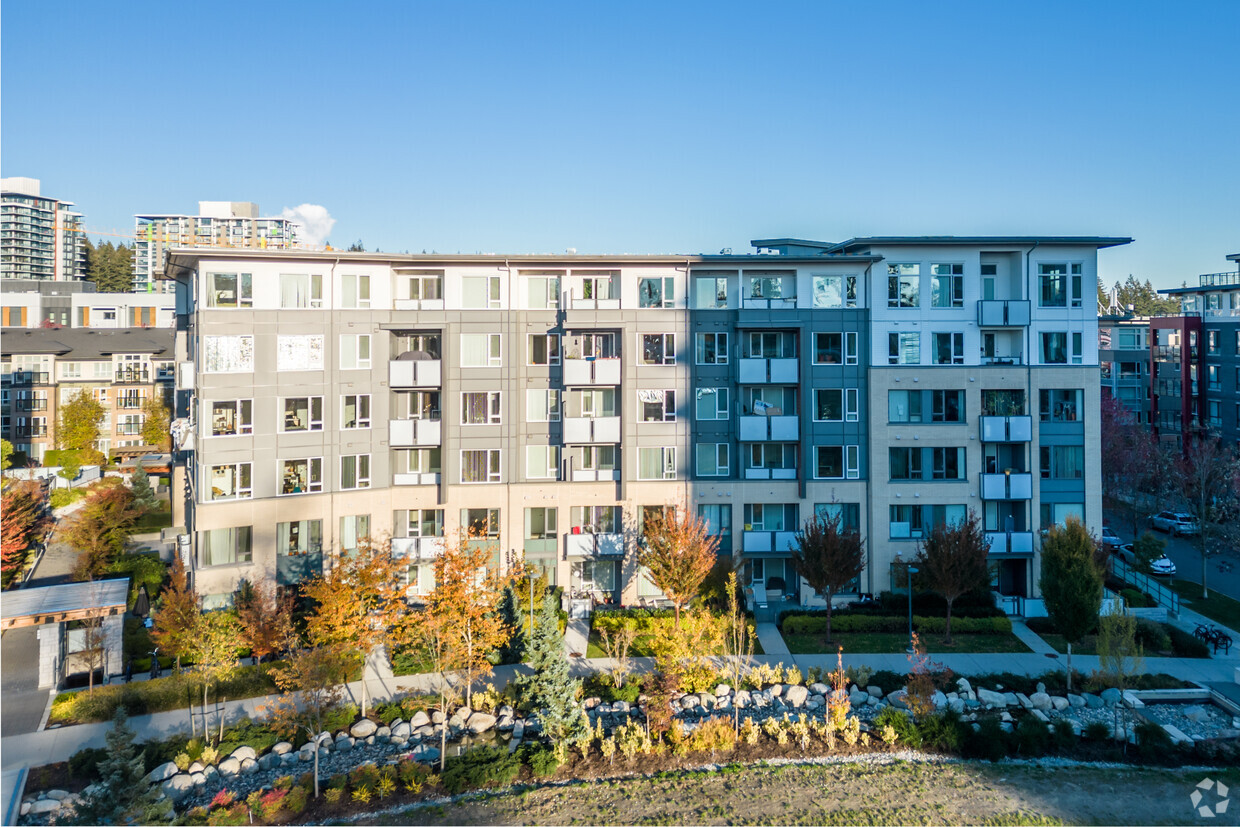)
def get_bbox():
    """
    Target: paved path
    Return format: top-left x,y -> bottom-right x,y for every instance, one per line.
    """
754,621 -> 791,656
1009,619 -> 1058,656
564,619 -> 590,658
